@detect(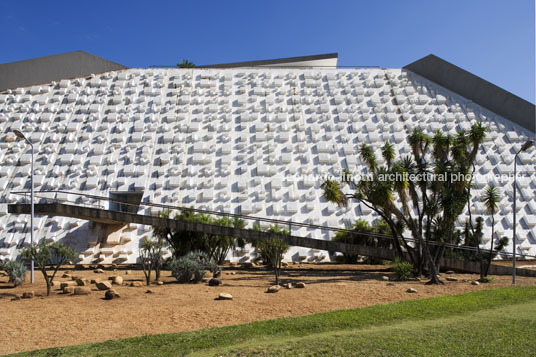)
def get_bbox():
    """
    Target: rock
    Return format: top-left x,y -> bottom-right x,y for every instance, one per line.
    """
266,285 -> 280,293
406,288 -> 418,293
62,273 -> 72,279
104,289 -> 120,300
446,277 -> 458,282
281,262 -> 289,267
242,262 -> 257,269
295,282 -> 306,289
90,279 -> 100,284
130,281 -> 143,287
75,264 -> 88,270
76,278 -> 89,286
382,276 -> 390,281
71,276 -> 81,281
217,293 -> 233,300
445,270 -> 455,274
145,290 -> 153,294
471,281 -> 480,286
22,291 -> 34,299
74,287 -> 91,295
462,279 -> 469,283
156,281 -> 164,286
94,269 -> 105,274
387,282 -> 395,286
230,272 -> 237,275
11,296 -> 20,301
63,286 -> 75,294
283,283 -> 293,289
96,281 -> 112,290
208,278 -> 222,286
213,271 -> 222,278
110,276 -> 123,285
60,281 -> 76,289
